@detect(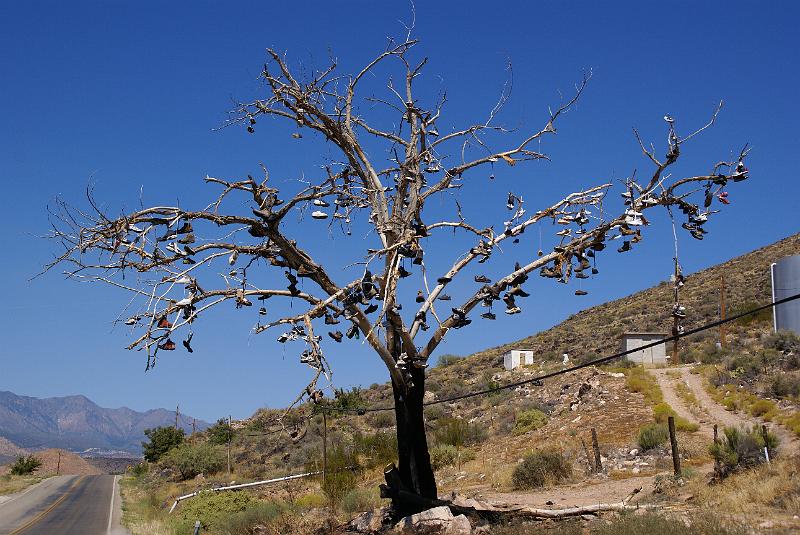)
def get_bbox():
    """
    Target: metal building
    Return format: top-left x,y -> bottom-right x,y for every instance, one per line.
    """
503,349 -> 535,370
622,332 -> 668,366
772,255 -> 800,335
